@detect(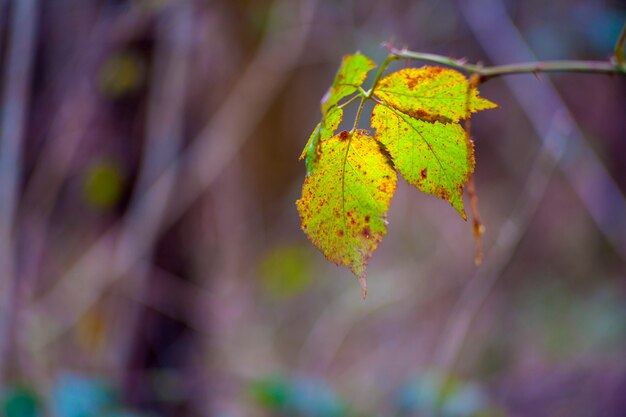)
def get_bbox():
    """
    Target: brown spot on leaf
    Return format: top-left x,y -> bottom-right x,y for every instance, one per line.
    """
420,168 -> 428,179
434,186 -> 450,200
409,109 -> 453,124
403,73 -> 424,89
365,215 -> 370,222
338,131 -> 350,141
362,226 -> 371,238
337,230 -> 344,237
